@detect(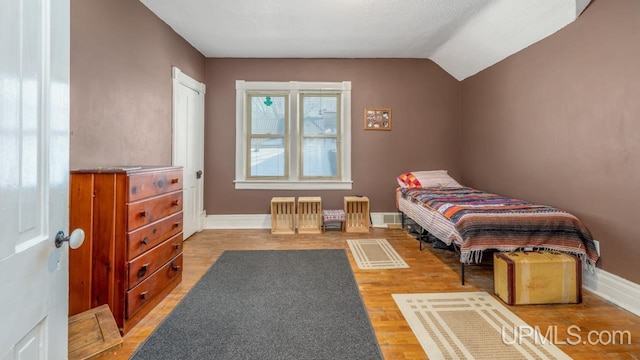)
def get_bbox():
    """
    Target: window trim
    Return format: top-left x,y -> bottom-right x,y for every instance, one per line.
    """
235,80 -> 352,190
